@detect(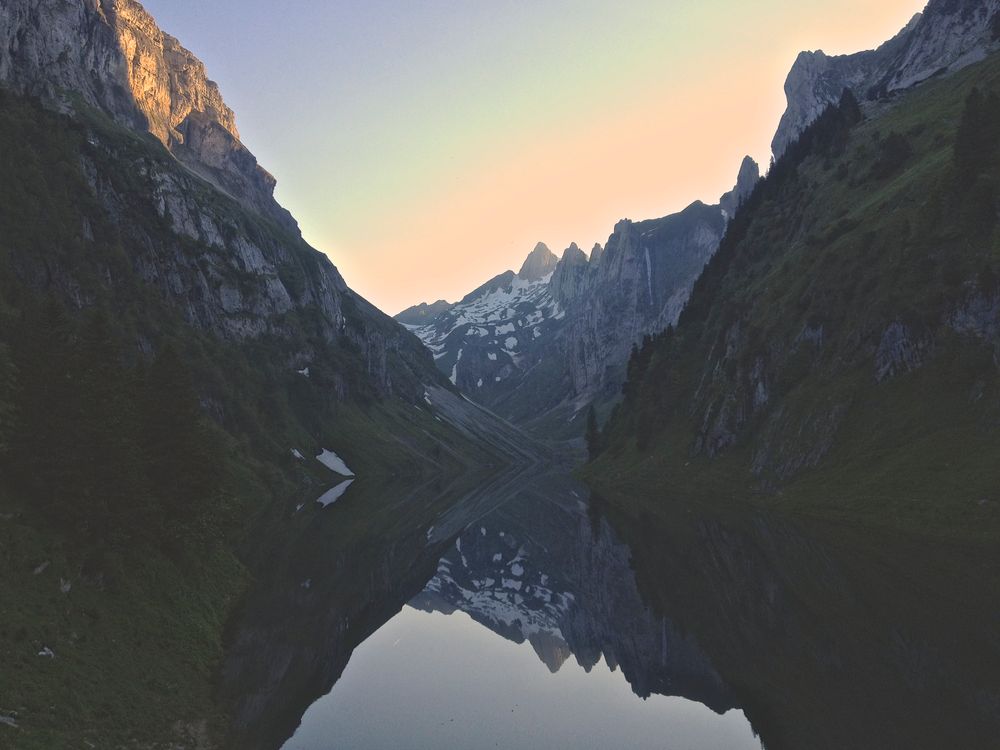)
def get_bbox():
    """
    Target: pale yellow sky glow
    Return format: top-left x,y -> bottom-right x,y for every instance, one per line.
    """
270,0 -> 927,315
